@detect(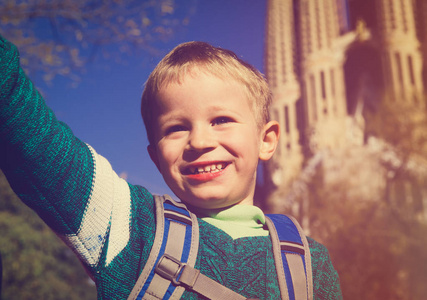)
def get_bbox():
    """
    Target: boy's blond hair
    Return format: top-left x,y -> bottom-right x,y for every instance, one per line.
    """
141,41 -> 272,145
